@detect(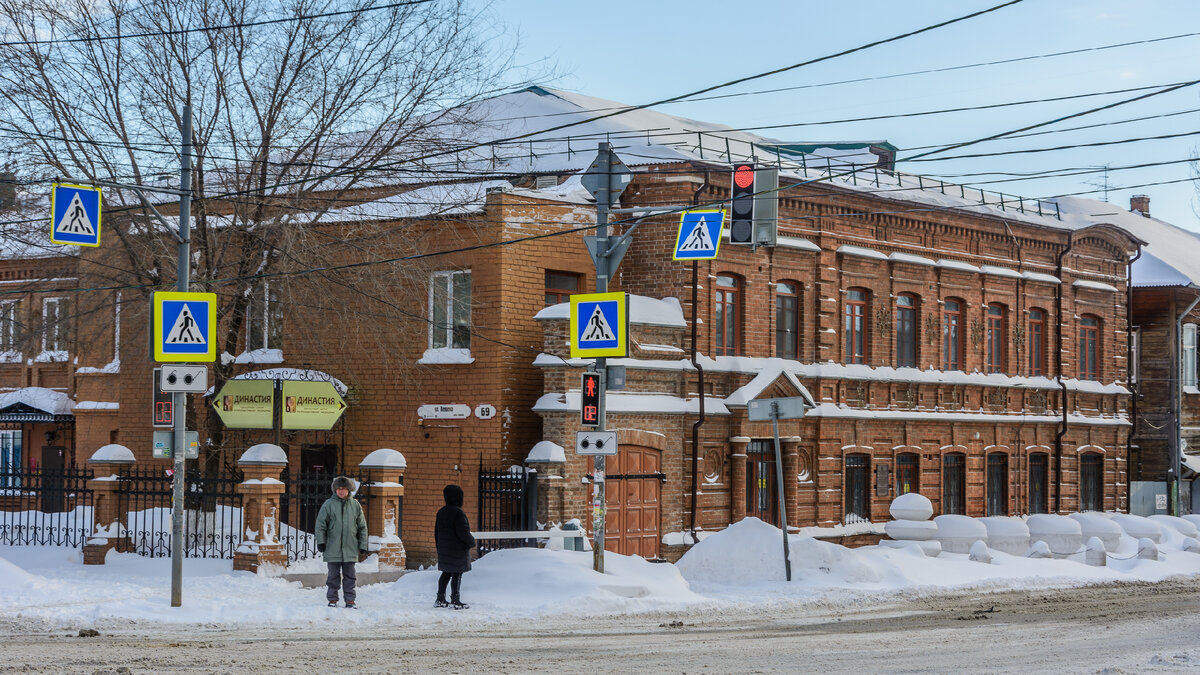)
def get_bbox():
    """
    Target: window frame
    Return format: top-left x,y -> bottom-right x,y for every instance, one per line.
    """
896,452 -> 920,496
1184,324 -> 1197,388
1028,452 -> 1049,514
895,294 -> 917,368
544,270 -> 582,306
942,452 -> 966,515
0,300 -> 18,353
1079,452 -> 1103,511
1079,315 -> 1100,381
246,283 -> 283,352
428,270 -> 472,350
844,453 -> 871,522
0,430 -> 21,487
844,288 -> 868,365
1028,308 -> 1047,376
986,452 -> 1009,516
986,303 -> 1007,374
714,274 -> 741,356
775,281 -> 800,360
942,298 -> 964,371
41,296 -> 68,355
